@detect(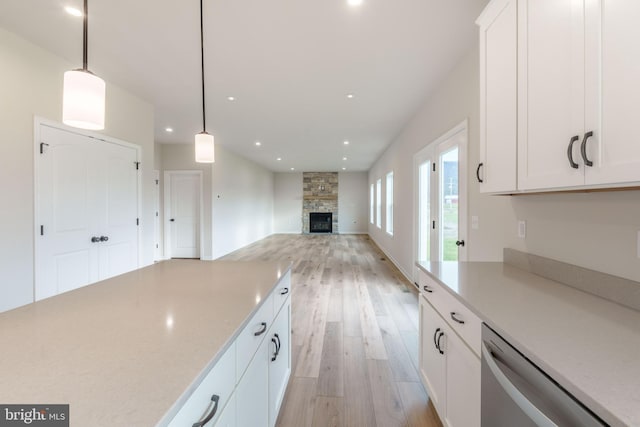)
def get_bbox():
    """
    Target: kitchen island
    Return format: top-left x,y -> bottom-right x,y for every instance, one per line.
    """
417,260 -> 640,427
0,259 -> 291,426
